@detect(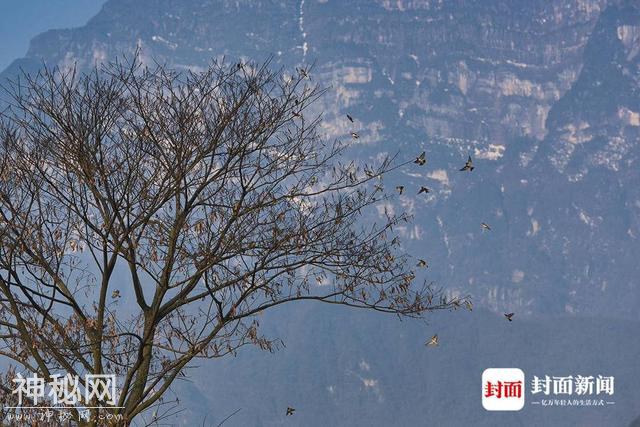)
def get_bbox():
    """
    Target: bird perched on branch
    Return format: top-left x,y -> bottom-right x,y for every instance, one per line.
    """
296,67 -> 309,79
